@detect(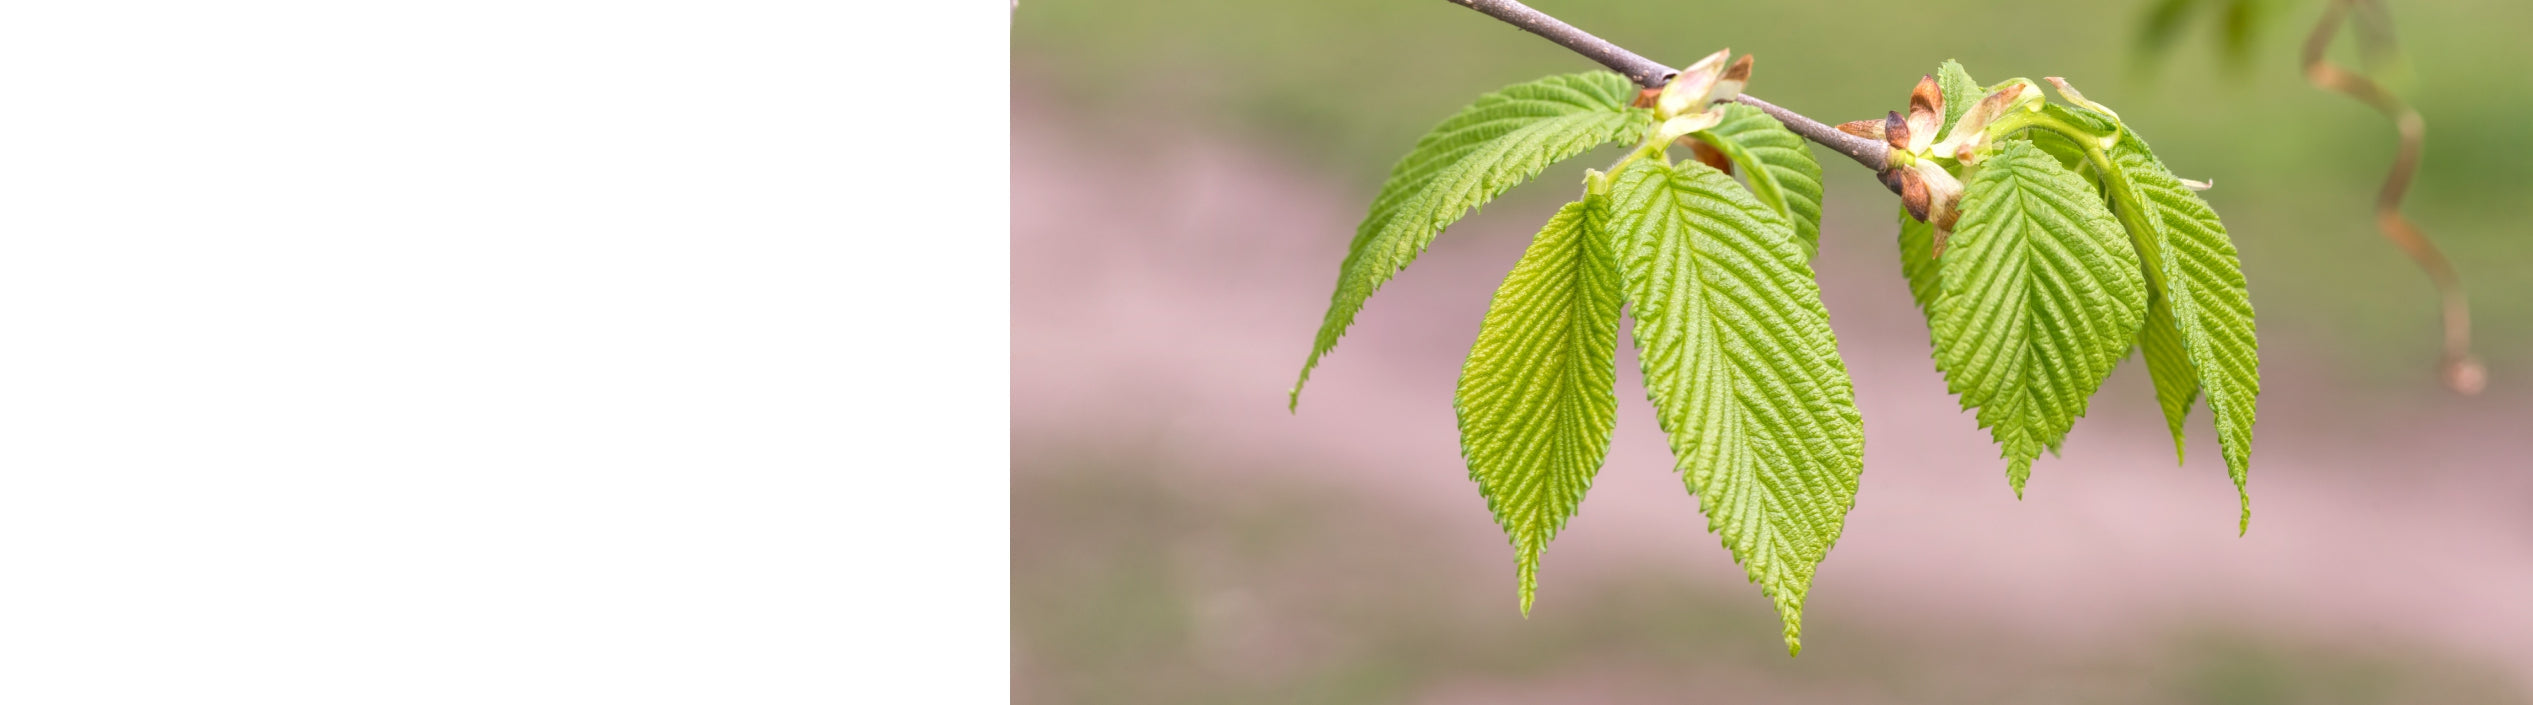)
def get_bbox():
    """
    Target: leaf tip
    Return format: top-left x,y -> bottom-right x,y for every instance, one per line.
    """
1289,351 -> 1324,412
2236,485 -> 2251,536
1517,547 -> 1541,618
